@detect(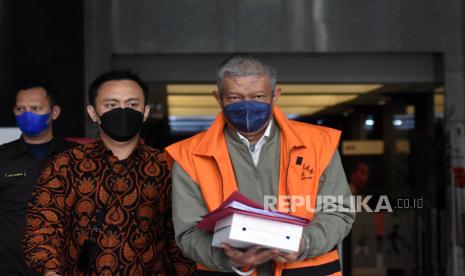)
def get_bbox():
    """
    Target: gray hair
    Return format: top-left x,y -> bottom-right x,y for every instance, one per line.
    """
216,54 -> 277,97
